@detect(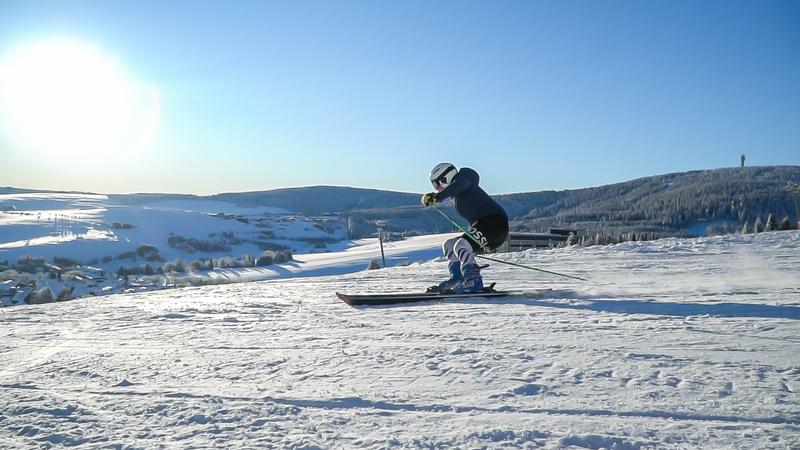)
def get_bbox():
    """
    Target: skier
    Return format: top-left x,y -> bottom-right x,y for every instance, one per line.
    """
421,163 -> 509,293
